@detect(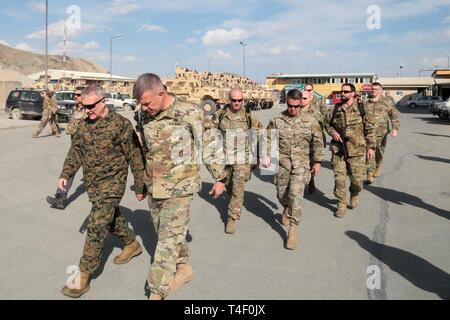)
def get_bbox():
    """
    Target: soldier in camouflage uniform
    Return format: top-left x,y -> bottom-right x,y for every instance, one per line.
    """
32,90 -> 60,138
59,84 -> 146,298
324,83 -> 376,218
365,83 -> 400,184
47,87 -> 87,210
210,88 -> 263,234
262,89 -> 324,250
303,84 -> 328,194
133,73 -> 226,300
